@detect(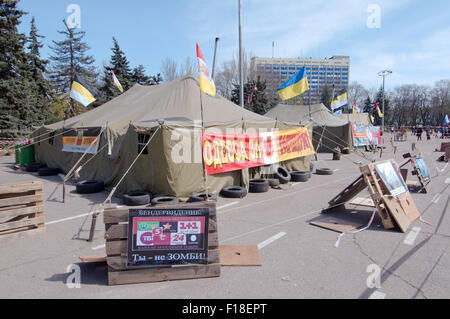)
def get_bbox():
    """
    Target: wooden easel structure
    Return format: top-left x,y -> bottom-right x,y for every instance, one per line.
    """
323,159 -> 420,233
400,153 -> 431,194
